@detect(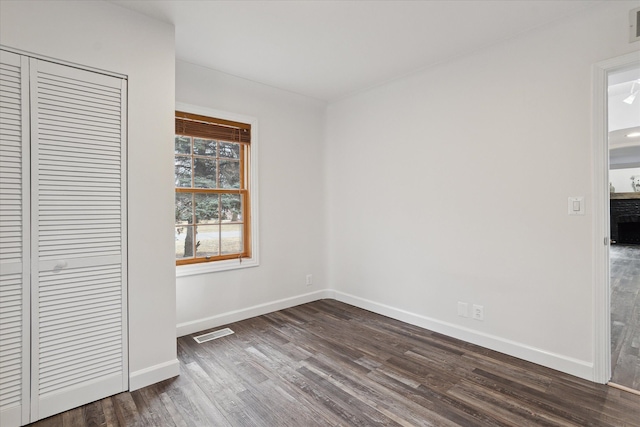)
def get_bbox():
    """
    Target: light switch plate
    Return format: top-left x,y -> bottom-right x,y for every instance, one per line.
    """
457,302 -> 468,317
568,197 -> 585,215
